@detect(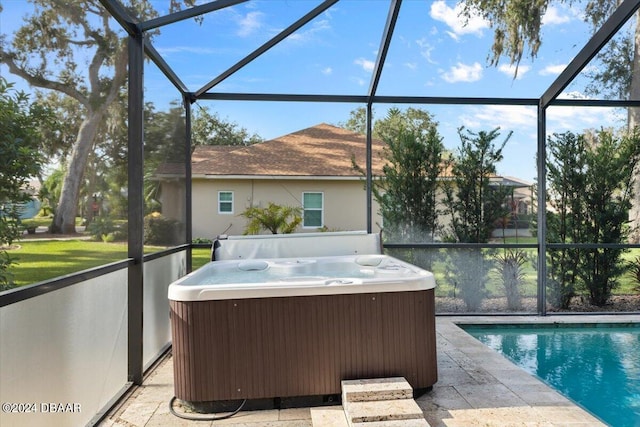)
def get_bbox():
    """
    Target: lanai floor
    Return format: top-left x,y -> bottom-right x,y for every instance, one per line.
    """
100,315 -> 627,426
